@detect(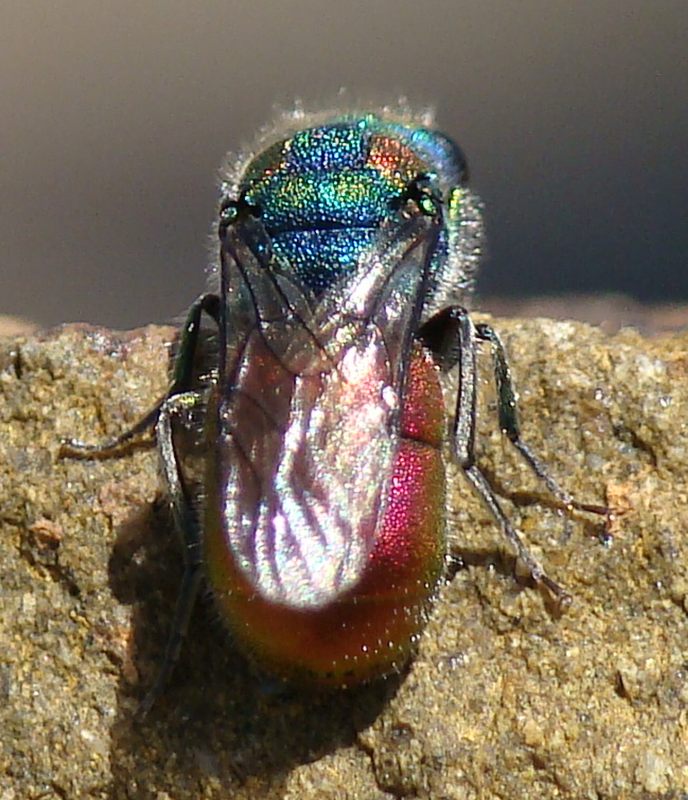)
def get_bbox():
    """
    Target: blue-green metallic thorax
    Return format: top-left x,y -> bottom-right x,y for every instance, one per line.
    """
237,114 -> 468,296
